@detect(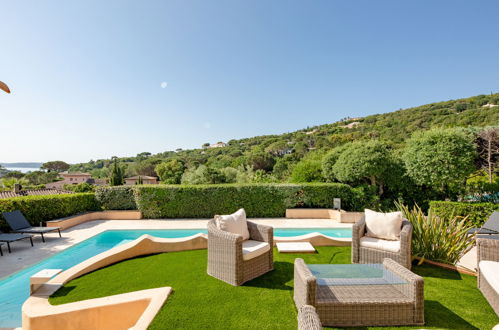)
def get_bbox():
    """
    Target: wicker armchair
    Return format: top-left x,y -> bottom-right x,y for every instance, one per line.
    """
352,216 -> 413,269
207,219 -> 273,286
477,238 -> 499,315
297,305 -> 322,330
